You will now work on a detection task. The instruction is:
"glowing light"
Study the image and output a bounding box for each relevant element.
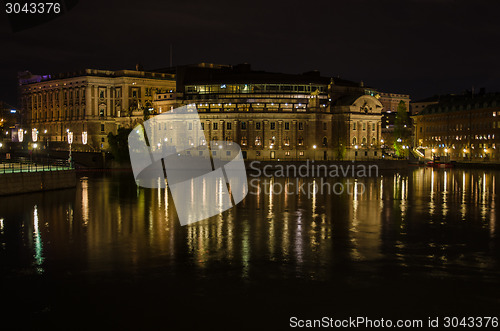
[355,145,358,149]
[18,129,24,142]
[67,131,73,144]
[32,128,38,142]
[313,145,317,149]
[33,143,38,149]
[82,131,88,145]
[444,148,448,153]
[431,148,436,153]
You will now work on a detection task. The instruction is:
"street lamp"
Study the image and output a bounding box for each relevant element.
[32,128,38,142]
[67,130,73,166]
[354,144,358,161]
[312,144,317,160]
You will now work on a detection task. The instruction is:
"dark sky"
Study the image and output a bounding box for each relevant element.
[1,0,500,106]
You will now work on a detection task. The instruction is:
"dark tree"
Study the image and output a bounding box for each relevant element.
[108,127,133,162]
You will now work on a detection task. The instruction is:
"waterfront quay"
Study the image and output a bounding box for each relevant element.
[0,159,76,195]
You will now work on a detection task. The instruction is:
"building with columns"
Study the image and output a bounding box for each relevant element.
[153,63,383,161]
[18,69,175,151]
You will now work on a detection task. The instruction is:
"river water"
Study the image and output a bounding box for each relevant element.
[1,167,499,329]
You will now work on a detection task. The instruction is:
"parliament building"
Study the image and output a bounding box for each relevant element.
[153,63,383,161]
[19,63,385,160]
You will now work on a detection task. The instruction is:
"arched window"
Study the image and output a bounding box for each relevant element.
[226,136,233,145]
[372,137,376,146]
[255,136,262,146]
[352,137,357,145]
[322,137,328,147]
[362,137,367,145]
[241,137,247,146]
[298,137,304,146]
[283,137,290,146]
[199,137,206,145]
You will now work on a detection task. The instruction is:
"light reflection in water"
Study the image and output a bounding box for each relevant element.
[0,168,497,282]
[81,177,89,226]
[33,205,44,274]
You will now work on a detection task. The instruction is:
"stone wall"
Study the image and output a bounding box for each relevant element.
[0,170,76,196]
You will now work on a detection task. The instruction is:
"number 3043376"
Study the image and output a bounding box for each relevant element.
[5,2,61,14]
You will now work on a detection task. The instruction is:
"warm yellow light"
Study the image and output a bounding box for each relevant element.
[431,148,436,153]
[33,143,38,149]
[444,148,448,153]
[463,149,467,153]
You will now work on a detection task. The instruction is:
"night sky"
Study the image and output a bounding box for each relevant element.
[1,0,500,106]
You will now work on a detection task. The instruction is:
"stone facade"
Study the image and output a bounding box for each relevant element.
[19,69,175,151]
[153,68,384,161]
[413,93,500,161]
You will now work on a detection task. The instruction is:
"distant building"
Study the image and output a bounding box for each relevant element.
[410,95,439,115]
[19,69,175,151]
[153,63,384,161]
[377,92,411,150]
[0,101,20,141]
[413,93,500,161]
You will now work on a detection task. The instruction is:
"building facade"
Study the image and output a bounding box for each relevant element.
[153,63,383,161]
[413,93,500,161]
[19,69,175,151]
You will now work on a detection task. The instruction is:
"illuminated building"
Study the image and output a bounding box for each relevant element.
[19,69,175,150]
[413,92,500,160]
[153,63,383,160]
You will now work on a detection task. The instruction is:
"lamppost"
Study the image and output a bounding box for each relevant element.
[67,130,73,167]
[312,144,317,160]
[82,131,88,146]
[32,143,38,163]
[354,144,358,161]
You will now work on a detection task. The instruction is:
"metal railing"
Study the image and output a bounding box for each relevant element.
[0,158,73,174]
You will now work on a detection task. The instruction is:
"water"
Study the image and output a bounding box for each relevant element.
[1,168,499,329]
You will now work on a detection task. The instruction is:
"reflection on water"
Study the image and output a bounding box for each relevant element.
[0,168,499,284]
